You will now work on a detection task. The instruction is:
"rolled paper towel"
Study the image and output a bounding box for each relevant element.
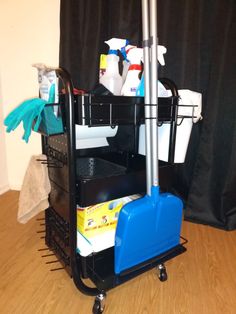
[75,125,118,149]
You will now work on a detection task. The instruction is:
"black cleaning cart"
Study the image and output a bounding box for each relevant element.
[37,67,189,313]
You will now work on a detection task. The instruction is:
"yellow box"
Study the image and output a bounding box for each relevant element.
[77,196,132,238]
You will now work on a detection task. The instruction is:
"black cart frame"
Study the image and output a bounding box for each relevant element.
[39,68,188,311]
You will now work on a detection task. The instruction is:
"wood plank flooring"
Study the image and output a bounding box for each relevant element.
[0,190,236,314]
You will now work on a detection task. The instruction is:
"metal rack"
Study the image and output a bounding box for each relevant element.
[38,67,189,313]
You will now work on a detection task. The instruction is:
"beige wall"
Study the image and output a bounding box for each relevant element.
[0,0,60,191]
[0,75,9,194]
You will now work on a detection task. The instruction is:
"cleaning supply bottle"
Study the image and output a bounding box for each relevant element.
[157,45,167,66]
[99,38,128,95]
[136,45,167,96]
[99,54,107,78]
[136,75,169,97]
[121,47,143,96]
[120,44,136,84]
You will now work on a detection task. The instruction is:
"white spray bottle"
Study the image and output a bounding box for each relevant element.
[99,38,128,95]
[120,45,136,84]
[157,45,167,67]
[136,45,168,97]
[121,47,143,96]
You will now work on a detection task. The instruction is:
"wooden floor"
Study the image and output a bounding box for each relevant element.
[1,190,236,314]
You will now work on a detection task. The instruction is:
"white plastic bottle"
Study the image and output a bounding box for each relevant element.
[120,45,136,84]
[136,45,168,96]
[121,47,143,96]
[99,38,128,95]
[100,53,122,95]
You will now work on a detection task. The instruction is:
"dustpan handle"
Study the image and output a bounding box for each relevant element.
[142,0,152,195]
[142,0,159,192]
[150,0,159,186]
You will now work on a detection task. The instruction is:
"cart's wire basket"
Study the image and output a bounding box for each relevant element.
[36,93,180,135]
[74,94,179,126]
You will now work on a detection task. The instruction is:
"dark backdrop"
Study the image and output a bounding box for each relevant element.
[59,0,236,230]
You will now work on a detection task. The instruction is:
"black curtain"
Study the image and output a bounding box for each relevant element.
[59,0,236,230]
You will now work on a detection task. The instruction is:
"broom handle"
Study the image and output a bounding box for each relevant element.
[142,0,152,195]
[150,0,159,187]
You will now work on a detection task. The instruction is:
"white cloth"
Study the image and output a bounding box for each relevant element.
[18,154,51,223]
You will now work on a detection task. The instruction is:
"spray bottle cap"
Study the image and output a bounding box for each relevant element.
[121,44,134,61]
[158,45,167,66]
[123,45,136,62]
[105,38,129,56]
[108,49,118,55]
[126,47,143,64]
[120,47,127,60]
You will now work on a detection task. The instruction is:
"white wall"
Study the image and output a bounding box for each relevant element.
[0,0,60,191]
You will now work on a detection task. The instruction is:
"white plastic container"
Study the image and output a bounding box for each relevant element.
[157,118,193,163]
[99,38,128,95]
[100,54,122,95]
[121,47,143,96]
[138,89,202,163]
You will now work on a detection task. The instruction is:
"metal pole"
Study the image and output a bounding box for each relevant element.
[149,0,159,186]
[142,0,152,195]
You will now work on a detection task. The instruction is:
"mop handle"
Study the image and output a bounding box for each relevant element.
[142,0,152,195]
[150,0,159,187]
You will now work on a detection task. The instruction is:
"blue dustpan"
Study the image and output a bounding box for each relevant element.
[115,186,183,274]
[115,0,183,274]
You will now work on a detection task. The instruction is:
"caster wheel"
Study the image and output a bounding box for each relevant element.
[158,264,168,282]
[92,292,106,314]
[93,300,103,314]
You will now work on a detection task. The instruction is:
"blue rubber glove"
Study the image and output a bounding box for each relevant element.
[4,99,36,132]
[4,83,56,142]
[4,98,47,142]
[21,98,47,142]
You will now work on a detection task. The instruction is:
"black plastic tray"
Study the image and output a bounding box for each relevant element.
[76,157,126,179]
[75,155,173,207]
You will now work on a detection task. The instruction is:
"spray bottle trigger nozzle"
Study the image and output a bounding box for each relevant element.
[108,49,118,55]
[121,47,128,60]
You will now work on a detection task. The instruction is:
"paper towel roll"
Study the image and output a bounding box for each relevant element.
[75,125,118,149]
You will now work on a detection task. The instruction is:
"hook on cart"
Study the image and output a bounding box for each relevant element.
[36,158,64,168]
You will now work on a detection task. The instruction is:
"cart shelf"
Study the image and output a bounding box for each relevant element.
[83,243,186,291]
[37,92,179,136]
[77,230,116,257]
[74,94,178,126]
